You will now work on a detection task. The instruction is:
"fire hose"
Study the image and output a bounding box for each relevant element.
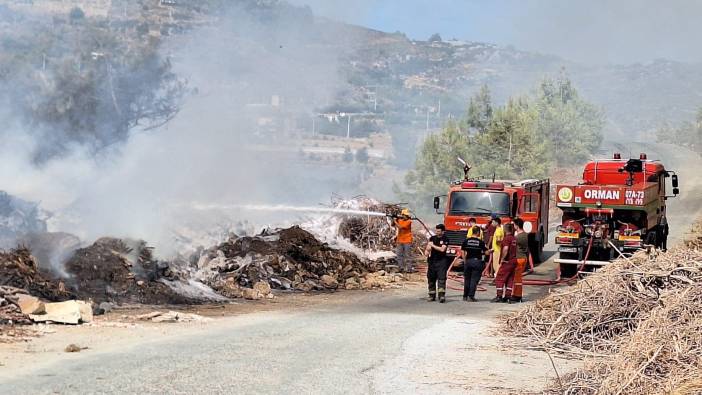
[521,233,595,286]
[402,213,596,289]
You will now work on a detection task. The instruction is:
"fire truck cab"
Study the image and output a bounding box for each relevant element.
[434,162,550,263]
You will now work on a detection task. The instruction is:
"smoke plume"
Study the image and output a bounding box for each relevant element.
[0,2,364,257]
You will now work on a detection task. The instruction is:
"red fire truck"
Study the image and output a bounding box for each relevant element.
[554,153,679,276]
[434,159,550,263]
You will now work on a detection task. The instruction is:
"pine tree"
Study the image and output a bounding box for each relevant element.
[465,85,493,134]
[401,76,604,215]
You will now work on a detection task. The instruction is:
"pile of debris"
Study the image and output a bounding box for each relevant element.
[194,226,401,298]
[507,243,702,393]
[63,238,205,305]
[0,247,71,302]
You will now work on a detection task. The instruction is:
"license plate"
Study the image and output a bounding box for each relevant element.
[559,247,578,253]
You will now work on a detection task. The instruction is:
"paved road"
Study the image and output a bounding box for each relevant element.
[2,282,562,395]
[9,143,696,395]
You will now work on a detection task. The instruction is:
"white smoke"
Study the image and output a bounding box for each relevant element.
[0,3,365,257]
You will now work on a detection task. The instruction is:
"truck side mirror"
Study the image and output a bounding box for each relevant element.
[433,196,440,210]
[672,174,679,188]
[673,187,680,195]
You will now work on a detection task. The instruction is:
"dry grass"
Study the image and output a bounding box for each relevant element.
[508,231,702,394]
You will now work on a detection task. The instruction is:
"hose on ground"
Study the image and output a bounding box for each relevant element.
[407,214,594,289]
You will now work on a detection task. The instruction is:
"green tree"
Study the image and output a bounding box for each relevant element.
[428,33,442,42]
[465,84,493,134]
[400,76,604,214]
[470,97,551,179]
[397,120,470,213]
[355,146,369,163]
[534,75,604,165]
[0,19,187,160]
[657,106,702,152]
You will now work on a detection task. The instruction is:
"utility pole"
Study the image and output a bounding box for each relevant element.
[312,116,316,137]
[426,108,430,133]
[438,100,441,120]
[346,114,351,139]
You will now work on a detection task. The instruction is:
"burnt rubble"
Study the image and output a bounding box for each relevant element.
[1,220,408,325]
[63,238,201,305]
[195,226,399,297]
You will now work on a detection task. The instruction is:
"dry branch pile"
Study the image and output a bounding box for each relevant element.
[508,244,702,394]
[335,196,401,251]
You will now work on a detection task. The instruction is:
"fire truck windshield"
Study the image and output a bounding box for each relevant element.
[448,191,510,216]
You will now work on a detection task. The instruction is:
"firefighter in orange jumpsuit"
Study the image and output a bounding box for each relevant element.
[394,209,414,273]
[492,223,517,303]
[511,218,529,303]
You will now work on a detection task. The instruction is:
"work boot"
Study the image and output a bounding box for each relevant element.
[438,292,446,303]
[462,296,468,302]
[427,294,436,302]
[490,296,503,303]
[469,297,478,302]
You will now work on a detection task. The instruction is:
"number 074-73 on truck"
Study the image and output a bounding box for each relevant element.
[554,152,679,277]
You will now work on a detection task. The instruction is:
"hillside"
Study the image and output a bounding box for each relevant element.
[3,0,701,148]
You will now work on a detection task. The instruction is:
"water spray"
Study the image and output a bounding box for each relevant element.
[189,203,391,218]
[187,202,434,234]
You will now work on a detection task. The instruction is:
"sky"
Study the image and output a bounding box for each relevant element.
[291,0,702,65]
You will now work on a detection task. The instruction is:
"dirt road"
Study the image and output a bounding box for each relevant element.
[0,282,575,395]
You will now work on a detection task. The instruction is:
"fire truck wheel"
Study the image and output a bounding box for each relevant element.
[559,263,578,279]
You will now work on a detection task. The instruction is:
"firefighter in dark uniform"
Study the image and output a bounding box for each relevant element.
[424,224,449,303]
[461,226,488,301]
